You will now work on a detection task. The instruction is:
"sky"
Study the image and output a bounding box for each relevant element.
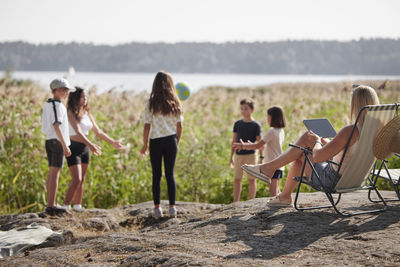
[1,0,399,44]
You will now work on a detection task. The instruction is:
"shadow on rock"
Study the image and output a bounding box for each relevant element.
[194,204,400,260]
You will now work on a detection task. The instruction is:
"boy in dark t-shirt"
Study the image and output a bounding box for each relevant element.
[230,99,263,202]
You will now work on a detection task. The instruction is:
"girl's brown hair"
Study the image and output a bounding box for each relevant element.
[67,86,86,121]
[149,71,182,116]
[268,106,286,128]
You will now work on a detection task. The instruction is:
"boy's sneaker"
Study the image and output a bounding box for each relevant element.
[169,207,177,217]
[153,208,163,219]
[45,206,68,216]
[73,204,85,211]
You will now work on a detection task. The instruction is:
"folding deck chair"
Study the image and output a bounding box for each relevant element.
[369,154,400,202]
[291,103,399,217]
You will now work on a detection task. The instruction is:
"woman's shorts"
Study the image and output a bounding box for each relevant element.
[296,162,341,192]
[66,140,90,167]
[272,170,283,180]
[45,139,64,168]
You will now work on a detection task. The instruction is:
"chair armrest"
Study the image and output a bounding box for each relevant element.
[327,160,339,166]
[289,144,312,154]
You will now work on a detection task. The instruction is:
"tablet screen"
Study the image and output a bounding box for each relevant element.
[303,119,337,138]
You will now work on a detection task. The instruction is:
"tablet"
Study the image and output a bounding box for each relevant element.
[303,118,337,138]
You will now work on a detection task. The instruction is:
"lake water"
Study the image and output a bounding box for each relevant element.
[5,71,400,93]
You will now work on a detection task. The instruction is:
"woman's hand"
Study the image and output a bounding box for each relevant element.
[229,157,234,168]
[140,144,148,156]
[89,143,102,156]
[306,130,320,146]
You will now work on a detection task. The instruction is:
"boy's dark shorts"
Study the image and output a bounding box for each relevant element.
[272,170,283,179]
[45,139,64,168]
[66,140,90,167]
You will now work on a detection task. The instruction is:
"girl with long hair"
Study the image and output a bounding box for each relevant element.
[140,71,183,218]
[63,87,124,210]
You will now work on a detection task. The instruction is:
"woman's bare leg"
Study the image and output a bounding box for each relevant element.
[277,156,314,203]
[259,131,318,177]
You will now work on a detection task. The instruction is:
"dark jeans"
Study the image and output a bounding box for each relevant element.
[149,134,177,205]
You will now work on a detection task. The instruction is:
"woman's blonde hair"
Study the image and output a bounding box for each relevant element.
[351,85,380,126]
[149,71,182,116]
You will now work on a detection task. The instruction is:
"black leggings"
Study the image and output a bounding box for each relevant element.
[149,134,177,205]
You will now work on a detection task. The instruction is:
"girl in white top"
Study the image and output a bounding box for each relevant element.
[63,87,125,211]
[140,71,183,218]
[233,106,286,197]
[242,85,380,207]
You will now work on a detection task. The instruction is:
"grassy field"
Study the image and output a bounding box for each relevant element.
[0,75,399,214]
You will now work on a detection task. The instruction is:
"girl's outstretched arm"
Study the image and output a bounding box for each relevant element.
[232,139,265,151]
[69,111,101,155]
[88,113,124,150]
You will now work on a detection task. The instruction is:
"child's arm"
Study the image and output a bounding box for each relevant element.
[232,139,265,151]
[53,123,71,157]
[176,121,182,145]
[88,113,124,150]
[140,123,151,156]
[230,132,237,168]
[68,112,101,155]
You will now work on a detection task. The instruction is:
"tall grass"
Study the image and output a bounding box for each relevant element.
[0,76,399,214]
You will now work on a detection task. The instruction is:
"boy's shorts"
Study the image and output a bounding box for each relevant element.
[234,153,256,180]
[45,139,64,168]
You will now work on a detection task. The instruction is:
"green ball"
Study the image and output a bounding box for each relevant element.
[175,82,191,101]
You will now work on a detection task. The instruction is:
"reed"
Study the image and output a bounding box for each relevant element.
[0,76,399,214]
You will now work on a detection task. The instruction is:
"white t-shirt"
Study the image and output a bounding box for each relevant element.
[42,99,70,146]
[140,101,183,139]
[69,113,93,136]
[262,127,285,171]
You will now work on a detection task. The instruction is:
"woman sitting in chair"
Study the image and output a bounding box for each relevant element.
[239,85,380,207]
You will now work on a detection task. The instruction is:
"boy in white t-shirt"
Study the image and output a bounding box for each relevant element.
[42,78,75,215]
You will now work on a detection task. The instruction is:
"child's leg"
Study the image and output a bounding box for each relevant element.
[233,155,243,202]
[150,139,163,208]
[269,170,283,197]
[269,179,280,197]
[247,154,257,199]
[163,136,178,207]
[64,164,82,205]
[47,166,61,207]
[73,163,89,205]
[248,178,256,199]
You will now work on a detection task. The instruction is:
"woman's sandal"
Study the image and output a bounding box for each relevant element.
[241,164,271,184]
[267,195,293,207]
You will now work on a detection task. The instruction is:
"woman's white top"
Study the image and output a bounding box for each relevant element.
[42,99,70,146]
[332,124,361,175]
[262,127,285,171]
[69,113,93,136]
[141,101,183,139]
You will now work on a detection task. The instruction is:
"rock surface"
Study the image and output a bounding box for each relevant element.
[0,191,399,266]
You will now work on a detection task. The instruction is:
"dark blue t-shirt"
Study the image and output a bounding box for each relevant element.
[233,119,262,155]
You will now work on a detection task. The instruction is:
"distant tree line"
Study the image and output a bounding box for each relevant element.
[0,39,399,74]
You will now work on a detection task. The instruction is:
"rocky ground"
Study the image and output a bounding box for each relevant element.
[0,191,400,267]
